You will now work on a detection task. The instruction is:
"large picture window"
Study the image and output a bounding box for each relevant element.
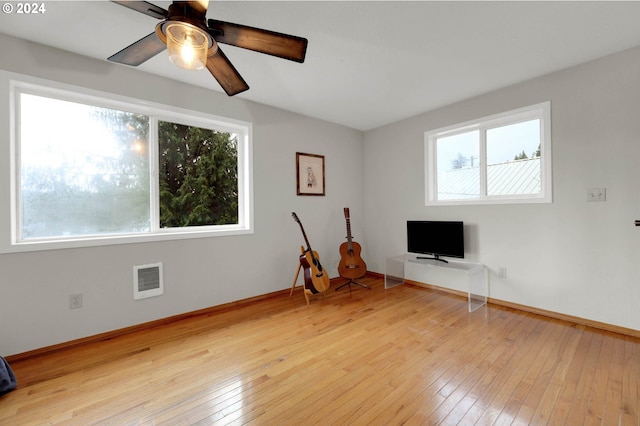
[9,79,252,252]
[425,102,551,205]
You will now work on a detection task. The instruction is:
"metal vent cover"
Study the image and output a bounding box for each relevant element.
[133,263,163,300]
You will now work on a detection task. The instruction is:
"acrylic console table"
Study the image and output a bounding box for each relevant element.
[385,254,488,312]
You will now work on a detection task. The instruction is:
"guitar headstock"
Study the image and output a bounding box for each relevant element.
[291,212,300,223]
[343,207,350,219]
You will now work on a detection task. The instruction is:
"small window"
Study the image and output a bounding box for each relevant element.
[425,102,551,205]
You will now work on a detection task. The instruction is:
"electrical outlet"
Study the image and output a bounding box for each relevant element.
[498,267,507,279]
[587,188,606,202]
[69,294,83,309]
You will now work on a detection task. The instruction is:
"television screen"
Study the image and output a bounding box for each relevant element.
[407,221,464,261]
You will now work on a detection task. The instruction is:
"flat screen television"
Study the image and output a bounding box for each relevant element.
[407,220,464,263]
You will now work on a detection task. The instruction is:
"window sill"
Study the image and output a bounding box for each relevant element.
[2,226,253,254]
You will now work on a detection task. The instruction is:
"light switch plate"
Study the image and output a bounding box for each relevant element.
[587,188,606,202]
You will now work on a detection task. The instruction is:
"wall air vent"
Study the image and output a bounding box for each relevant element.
[133,263,163,300]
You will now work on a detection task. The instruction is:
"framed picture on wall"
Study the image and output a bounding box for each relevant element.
[296,152,325,196]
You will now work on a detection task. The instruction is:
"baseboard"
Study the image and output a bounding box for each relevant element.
[402,277,640,339]
[487,297,640,338]
[6,276,345,363]
[8,273,637,362]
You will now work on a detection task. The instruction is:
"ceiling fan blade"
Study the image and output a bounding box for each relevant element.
[207,19,308,63]
[111,1,168,19]
[108,32,166,66]
[206,48,249,96]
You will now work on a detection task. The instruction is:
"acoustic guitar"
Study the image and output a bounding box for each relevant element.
[291,212,331,293]
[338,208,367,279]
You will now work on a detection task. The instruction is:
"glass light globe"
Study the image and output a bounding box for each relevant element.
[166,23,210,70]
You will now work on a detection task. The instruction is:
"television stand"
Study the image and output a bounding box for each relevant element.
[384,254,488,312]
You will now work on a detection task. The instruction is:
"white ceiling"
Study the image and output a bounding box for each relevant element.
[2,1,640,131]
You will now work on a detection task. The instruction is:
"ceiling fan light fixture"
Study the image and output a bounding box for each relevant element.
[110,0,308,96]
[166,22,211,70]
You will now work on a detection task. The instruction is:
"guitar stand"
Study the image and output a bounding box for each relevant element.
[290,261,321,305]
[335,278,370,291]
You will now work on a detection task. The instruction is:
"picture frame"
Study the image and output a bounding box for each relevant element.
[296,152,325,196]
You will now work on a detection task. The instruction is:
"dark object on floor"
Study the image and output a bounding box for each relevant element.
[0,356,17,395]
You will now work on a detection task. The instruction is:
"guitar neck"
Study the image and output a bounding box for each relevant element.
[296,219,323,271]
[344,208,354,251]
[292,212,315,254]
[298,223,313,253]
[345,218,354,249]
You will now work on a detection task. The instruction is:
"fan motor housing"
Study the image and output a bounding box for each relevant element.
[155,2,216,52]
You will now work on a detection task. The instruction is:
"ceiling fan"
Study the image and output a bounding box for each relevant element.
[108,0,308,96]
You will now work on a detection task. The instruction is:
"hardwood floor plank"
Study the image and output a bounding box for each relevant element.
[464,317,551,425]
[621,336,640,424]
[529,323,585,423]
[584,330,616,423]
[602,331,627,425]
[402,309,535,424]
[244,288,460,425]
[510,319,575,424]
[545,327,595,424]
[452,313,550,424]
[564,329,605,424]
[486,317,561,425]
[355,304,526,424]
[2,276,639,426]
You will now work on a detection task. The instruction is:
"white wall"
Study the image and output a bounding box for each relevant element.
[363,46,640,331]
[4,34,639,357]
[0,34,364,356]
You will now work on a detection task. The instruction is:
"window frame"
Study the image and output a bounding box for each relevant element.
[425,101,552,206]
[4,75,253,253]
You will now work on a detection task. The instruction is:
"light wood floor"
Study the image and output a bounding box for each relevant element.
[2,276,639,425]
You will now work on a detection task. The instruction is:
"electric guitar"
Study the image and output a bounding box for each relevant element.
[338,208,367,279]
[291,212,331,293]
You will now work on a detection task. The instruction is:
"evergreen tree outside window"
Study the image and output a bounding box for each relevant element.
[158,121,238,228]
